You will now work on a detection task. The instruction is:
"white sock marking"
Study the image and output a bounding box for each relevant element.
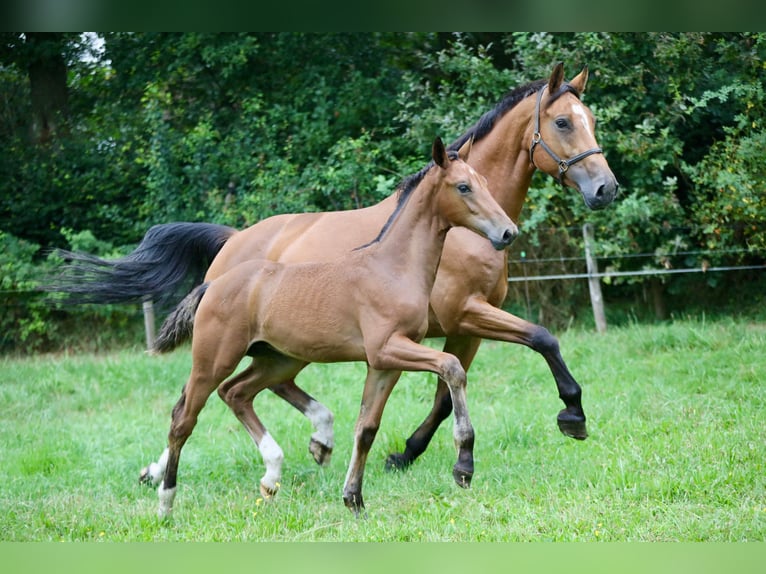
[258,433,284,494]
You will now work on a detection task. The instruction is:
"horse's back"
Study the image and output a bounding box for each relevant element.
[205,197,397,281]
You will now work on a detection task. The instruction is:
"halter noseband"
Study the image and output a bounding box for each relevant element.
[529,83,603,185]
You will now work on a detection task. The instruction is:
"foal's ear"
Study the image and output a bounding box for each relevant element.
[432,136,449,168]
[548,61,565,93]
[569,65,589,94]
[457,135,474,162]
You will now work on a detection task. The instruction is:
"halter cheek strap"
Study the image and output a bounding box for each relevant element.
[529,84,603,185]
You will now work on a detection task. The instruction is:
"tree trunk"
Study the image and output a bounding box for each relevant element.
[25,32,69,143]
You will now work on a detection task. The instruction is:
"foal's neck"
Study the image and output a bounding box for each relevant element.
[367,171,449,285]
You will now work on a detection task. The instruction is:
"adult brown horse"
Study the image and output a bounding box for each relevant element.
[141,137,517,516]
[48,63,618,472]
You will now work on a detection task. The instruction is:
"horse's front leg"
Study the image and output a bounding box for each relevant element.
[343,368,401,516]
[456,297,587,439]
[268,380,335,466]
[386,334,481,471]
[370,334,474,489]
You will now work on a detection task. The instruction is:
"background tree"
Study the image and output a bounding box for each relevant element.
[1,32,764,352]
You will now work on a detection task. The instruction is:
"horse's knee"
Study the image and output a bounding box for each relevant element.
[529,325,560,355]
[441,354,466,388]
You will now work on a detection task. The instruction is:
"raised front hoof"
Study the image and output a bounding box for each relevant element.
[342,493,365,517]
[557,410,588,440]
[384,452,412,472]
[309,438,333,466]
[452,465,473,489]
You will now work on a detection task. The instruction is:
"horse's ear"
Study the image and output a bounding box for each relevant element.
[548,61,565,93]
[569,65,589,94]
[432,136,448,168]
[457,136,473,162]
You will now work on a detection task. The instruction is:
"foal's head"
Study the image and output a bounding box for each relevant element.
[431,136,518,250]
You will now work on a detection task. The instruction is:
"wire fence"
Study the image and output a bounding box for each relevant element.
[506,224,766,332]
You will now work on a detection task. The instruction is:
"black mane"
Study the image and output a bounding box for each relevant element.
[355,150,460,250]
[448,79,580,152]
[357,77,581,250]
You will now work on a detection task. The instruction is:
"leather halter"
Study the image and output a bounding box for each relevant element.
[529,84,603,185]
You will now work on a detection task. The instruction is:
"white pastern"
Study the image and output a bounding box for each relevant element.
[146,448,169,486]
[305,401,335,448]
[258,433,284,494]
[157,484,176,518]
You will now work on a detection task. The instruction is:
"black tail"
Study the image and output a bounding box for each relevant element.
[42,222,236,309]
[152,283,209,353]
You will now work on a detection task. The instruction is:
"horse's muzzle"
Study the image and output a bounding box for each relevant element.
[491,226,519,250]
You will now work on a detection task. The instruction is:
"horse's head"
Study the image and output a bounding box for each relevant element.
[530,62,619,210]
[432,136,518,250]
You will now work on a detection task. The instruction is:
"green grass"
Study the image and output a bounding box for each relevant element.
[1,316,764,541]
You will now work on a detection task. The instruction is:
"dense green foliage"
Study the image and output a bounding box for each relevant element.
[1,318,764,540]
[1,33,765,351]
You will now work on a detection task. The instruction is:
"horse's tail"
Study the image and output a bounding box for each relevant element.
[151,282,209,354]
[42,222,236,309]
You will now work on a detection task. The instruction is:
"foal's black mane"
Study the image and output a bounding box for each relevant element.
[357,78,581,250]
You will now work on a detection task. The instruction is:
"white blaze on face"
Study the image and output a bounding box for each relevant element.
[571,103,594,138]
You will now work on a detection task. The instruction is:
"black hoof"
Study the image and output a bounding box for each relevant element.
[309,438,333,466]
[343,494,365,517]
[452,465,473,488]
[384,452,411,472]
[557,410,588,440]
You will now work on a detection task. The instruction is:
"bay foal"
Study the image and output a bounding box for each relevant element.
[141,137,517,516]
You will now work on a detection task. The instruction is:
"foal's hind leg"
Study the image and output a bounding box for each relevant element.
[269,380,335,466]
[218,354,308,499]
[150,370,224,518]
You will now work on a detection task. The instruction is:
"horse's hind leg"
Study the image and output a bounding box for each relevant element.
[269,380,335,466]
[218,353,308,499]
[142,333,247,517]
[148,370,222,518]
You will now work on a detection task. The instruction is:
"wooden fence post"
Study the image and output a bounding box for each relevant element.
[583,223,607,333]
[142,296,156,350]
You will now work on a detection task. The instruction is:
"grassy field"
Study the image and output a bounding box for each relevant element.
[1,316,764,541]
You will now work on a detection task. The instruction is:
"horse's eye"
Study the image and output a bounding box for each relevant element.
[457,184,471,194]
[555,117,570,130]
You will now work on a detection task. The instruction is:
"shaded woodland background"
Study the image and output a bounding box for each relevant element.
[1,32,765,352]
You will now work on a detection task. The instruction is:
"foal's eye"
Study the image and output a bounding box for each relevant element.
[457,184,471,194]
[555,117,570,130]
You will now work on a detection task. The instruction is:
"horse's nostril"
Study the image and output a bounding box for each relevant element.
[503,228,517,244]
[595,184,605,198]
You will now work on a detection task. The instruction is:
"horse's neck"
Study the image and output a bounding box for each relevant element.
[470,98,536,222]
[369,176,448,285]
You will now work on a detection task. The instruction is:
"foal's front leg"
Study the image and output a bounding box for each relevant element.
[370,334,475,489]
[342,367,401,515]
